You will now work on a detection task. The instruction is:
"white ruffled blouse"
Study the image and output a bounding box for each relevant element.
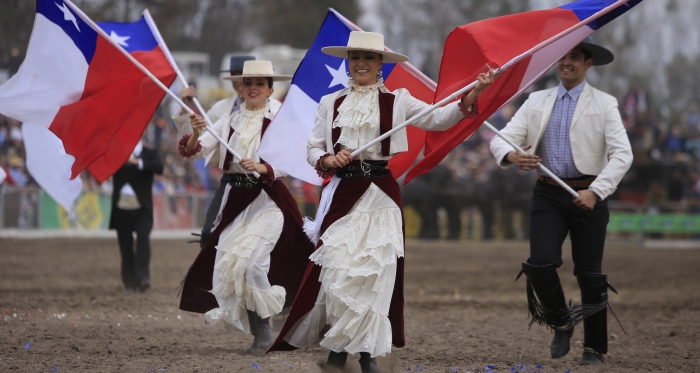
[333,80,384,158]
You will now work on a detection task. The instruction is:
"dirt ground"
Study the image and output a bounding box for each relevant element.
[1,238,699,373]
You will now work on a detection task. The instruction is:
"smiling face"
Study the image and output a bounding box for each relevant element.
[348,51,383,86]
[242,77,273,110]
[557,47,593,90]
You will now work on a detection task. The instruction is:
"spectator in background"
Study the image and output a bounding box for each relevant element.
[665,126,685,156]
[109,136,163,293]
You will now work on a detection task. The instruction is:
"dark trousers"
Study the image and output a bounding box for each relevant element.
[200,175,229,247]
[114,208,153,288]
[529,180,609,275]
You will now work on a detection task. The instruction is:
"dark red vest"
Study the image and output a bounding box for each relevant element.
[331,91,395,156]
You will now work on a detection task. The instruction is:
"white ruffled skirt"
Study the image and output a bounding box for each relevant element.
[204,190,286,333]
[286,183,404,357]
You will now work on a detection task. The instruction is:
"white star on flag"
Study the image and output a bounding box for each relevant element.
[325,60,349,89]
[55,2,80,31]
[109,31,130,47]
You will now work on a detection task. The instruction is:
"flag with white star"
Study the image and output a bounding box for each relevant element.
[0,0,176,212]
[258,9,437,185]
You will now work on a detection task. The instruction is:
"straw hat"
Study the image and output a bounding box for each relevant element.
[223,60,291,81]
[576,37,614,66]
[322,31,408,63]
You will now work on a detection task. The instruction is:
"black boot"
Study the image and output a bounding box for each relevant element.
[326,351,348,368]
[359,352,380,373]
[580,348,605,365]
[576,273,610,361]
[517,262,573,358]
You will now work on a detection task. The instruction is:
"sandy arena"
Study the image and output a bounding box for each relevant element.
[1,238,699,372]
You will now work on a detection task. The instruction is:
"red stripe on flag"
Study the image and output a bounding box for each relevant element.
[383,64,431,178]
[87,47,176,182]
[405,55,532,184]
[49,37,174,181]
[434,8,579,102]
[404,8,582,183]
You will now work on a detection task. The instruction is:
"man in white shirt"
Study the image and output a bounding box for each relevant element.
[490,38,632,366]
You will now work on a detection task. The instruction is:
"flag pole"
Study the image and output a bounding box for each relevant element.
[350,79,479,158]
[141,10,259,177]
[63,0,258,177]
[482,121,579,198]
[350,0,630,159]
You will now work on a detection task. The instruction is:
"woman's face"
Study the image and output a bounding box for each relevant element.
[348,51,383,86]
[242,77,273,110]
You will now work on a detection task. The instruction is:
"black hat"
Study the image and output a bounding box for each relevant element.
[220,56,255,73]
[576,37,614,66]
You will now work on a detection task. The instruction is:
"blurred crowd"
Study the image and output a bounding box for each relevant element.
[3,82,700,233]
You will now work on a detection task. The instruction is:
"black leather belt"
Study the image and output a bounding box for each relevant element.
[336,161,389,179]
[222,173,264,188]
[538,175,596,188]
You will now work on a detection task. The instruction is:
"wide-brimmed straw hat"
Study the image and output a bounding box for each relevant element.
[223,60,292,81]
[576,37,614,66]
[322,31,408,63]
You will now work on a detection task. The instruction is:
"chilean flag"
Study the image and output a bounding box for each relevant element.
[404,0,643,183]
[0,0,176,212]
[258,9,435,186]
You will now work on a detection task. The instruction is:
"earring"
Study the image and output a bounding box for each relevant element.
[266,97,270,103]
[346,71,352,78]
[377,70,383,78]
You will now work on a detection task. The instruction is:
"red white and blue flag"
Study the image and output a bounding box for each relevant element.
[258,9,435,185]
[0,0,176,211]
[404,0,643,183]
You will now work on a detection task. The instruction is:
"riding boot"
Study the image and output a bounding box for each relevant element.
[517,262,573,358]
[577,273,609,361]
[359,352,380,373]
[326,350,348,368]
[254,316,274,351]
[245,310,259,354]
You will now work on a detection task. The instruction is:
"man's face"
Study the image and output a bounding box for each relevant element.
[230,70,244,95]
[557,48,592,88]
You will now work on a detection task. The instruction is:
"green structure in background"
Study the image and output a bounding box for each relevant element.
[608,213,700,234]
[40,191,112,229]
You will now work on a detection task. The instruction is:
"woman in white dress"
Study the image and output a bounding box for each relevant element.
[269,32,496,372]
[177,60,314,354]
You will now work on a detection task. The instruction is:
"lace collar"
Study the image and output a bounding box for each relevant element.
[349,78,384,93]
[238,103,268,119]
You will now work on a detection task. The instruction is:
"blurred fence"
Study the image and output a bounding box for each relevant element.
[0,186,212,231]
[1,186,699,240]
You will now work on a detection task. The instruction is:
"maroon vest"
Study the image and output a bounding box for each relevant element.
[222,117,272,170]
[331,91,395,156]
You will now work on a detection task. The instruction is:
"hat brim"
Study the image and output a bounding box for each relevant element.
[223,74,292,82]
[576,42,614,66]
[321,46,409,63]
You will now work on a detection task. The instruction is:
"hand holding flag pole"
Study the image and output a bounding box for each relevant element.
[481,121,579,198]
[63,0,258,178]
